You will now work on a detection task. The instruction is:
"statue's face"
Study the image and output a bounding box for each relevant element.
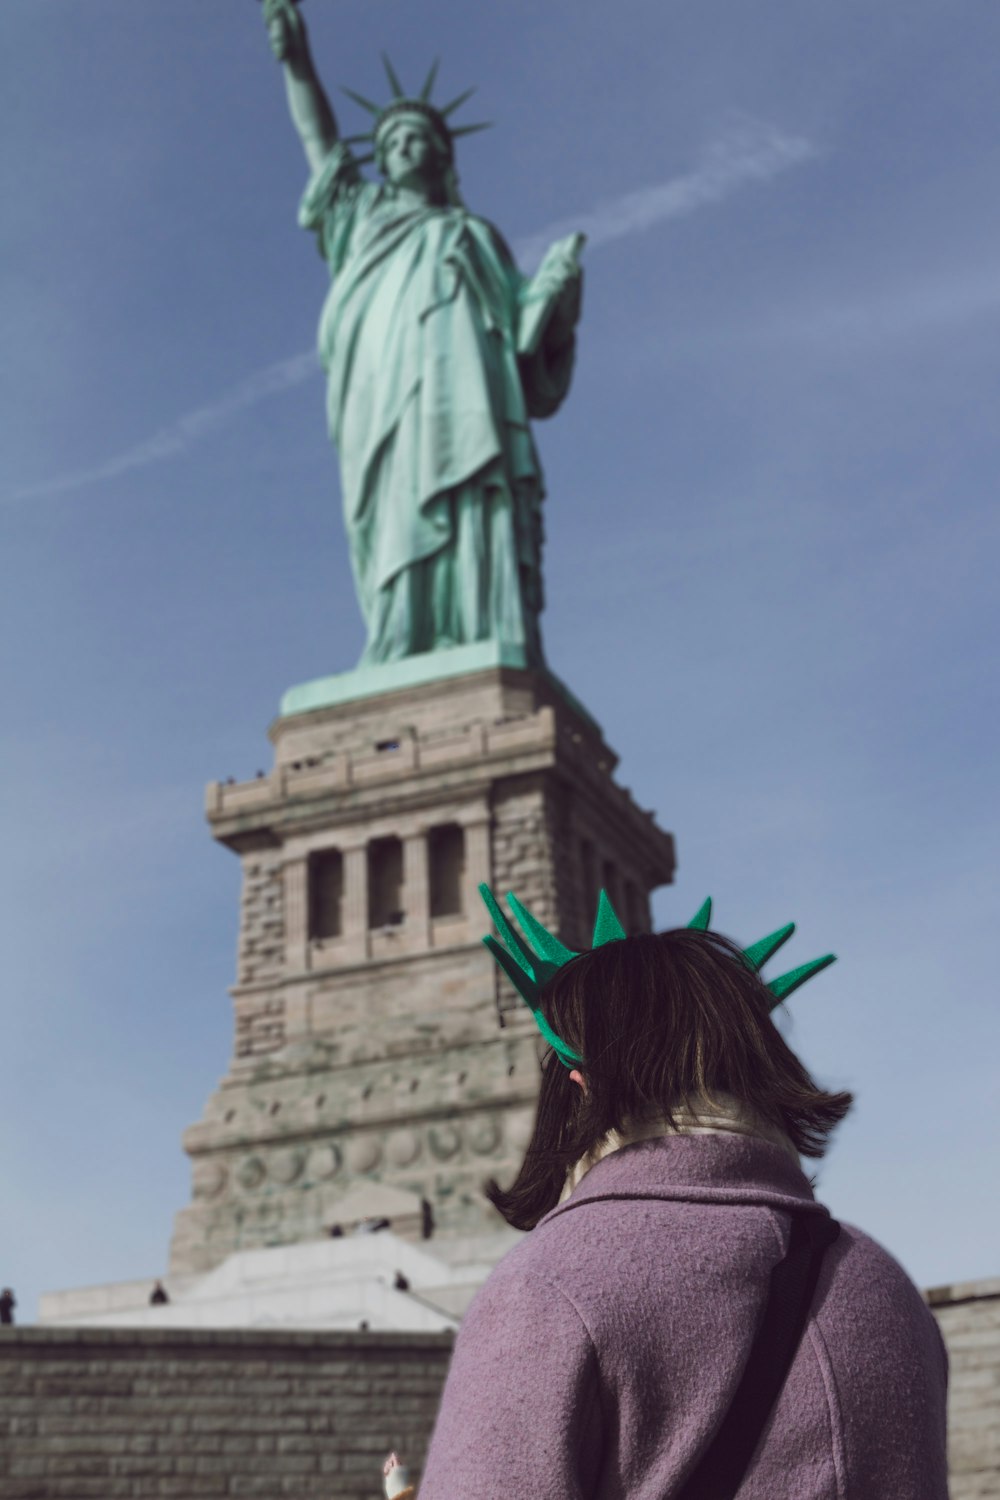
[382,117,443,192]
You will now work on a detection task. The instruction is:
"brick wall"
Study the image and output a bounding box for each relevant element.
[4,1289,997,1497]
[0,1327,452,1500]
[238,853,285,987]
[928,1278,1000,1500]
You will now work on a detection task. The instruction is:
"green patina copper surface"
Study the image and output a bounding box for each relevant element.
[278,641,600,731]
[261,1,585,671]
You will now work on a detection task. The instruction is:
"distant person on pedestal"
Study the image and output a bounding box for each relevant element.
[0,1288,15,1325]
[355,1216,391,1235]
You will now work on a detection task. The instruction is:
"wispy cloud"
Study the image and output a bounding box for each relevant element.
[514,115,818,267]
[9,118,816,505]
[7,351,319,504]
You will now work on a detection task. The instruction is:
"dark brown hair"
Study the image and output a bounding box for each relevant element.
[485,927,853,1231]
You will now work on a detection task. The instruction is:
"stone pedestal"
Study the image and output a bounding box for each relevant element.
[170,659,675,1277]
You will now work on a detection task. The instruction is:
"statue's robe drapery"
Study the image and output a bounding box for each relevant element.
[300,145,575,665]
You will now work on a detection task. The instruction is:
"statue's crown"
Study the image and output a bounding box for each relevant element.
[479,886,836,1068]
[340,56,491,168]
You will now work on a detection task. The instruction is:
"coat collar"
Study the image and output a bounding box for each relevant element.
[538,1132,829,1231]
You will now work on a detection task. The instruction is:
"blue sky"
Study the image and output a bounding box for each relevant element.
[3,0,998,1320]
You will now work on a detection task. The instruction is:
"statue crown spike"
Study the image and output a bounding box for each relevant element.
[339,61,492,167]
[479,887,836,1066]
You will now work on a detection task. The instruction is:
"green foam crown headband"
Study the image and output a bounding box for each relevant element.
[479,885,836,1068]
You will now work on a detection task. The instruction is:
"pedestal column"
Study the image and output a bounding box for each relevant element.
[283,856,309,972]
[403,831,431,948]
[463,814,492,921]
[343,843,369,962]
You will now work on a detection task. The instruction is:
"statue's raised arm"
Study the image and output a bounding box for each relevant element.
[262,0,338,173]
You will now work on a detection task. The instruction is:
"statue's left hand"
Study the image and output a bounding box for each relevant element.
[546,263,583,347]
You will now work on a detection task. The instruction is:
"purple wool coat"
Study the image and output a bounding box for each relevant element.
[418,1135,949,1499]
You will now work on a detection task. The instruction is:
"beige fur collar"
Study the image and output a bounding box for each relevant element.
[560,1093,799,1204]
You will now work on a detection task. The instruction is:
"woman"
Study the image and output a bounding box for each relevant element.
[386,891,949,1499]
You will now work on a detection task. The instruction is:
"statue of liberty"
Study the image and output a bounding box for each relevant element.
[261,0,584,668]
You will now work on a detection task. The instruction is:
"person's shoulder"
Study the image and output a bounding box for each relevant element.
[826,1221,940,1332]
[442,1232,597,1367]
[834,1222,922,1286]
[463,1195,645,1316]
[816,1222,950,1413]
[470,1226,550,1294]
[458,1225,580,1328]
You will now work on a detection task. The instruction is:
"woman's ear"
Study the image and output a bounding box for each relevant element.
[569,1069,587,1095]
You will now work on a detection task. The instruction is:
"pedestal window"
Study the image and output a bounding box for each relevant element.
[368,836,404,928]
[428,823,466,918]
[309,849,344,939]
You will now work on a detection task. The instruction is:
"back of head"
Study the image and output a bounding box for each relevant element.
[486,928,852,1230]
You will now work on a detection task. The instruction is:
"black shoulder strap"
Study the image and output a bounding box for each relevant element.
[676,1210,841,1500]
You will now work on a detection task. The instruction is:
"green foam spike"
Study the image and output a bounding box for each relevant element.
[381,53,405,98]
[480,883,579,1066]
[419,58,440,101]
[768,953,837,1007]
[440,86,477,118]
[592,889,627,946]
[742,922,796,973]
[688,897,713,931]
[533,1010,582,1065]
[483,934,540,1008]
[477,879,509,937]
[340,86,381,116]
[479,886,542,982]
[506,892,578,967]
